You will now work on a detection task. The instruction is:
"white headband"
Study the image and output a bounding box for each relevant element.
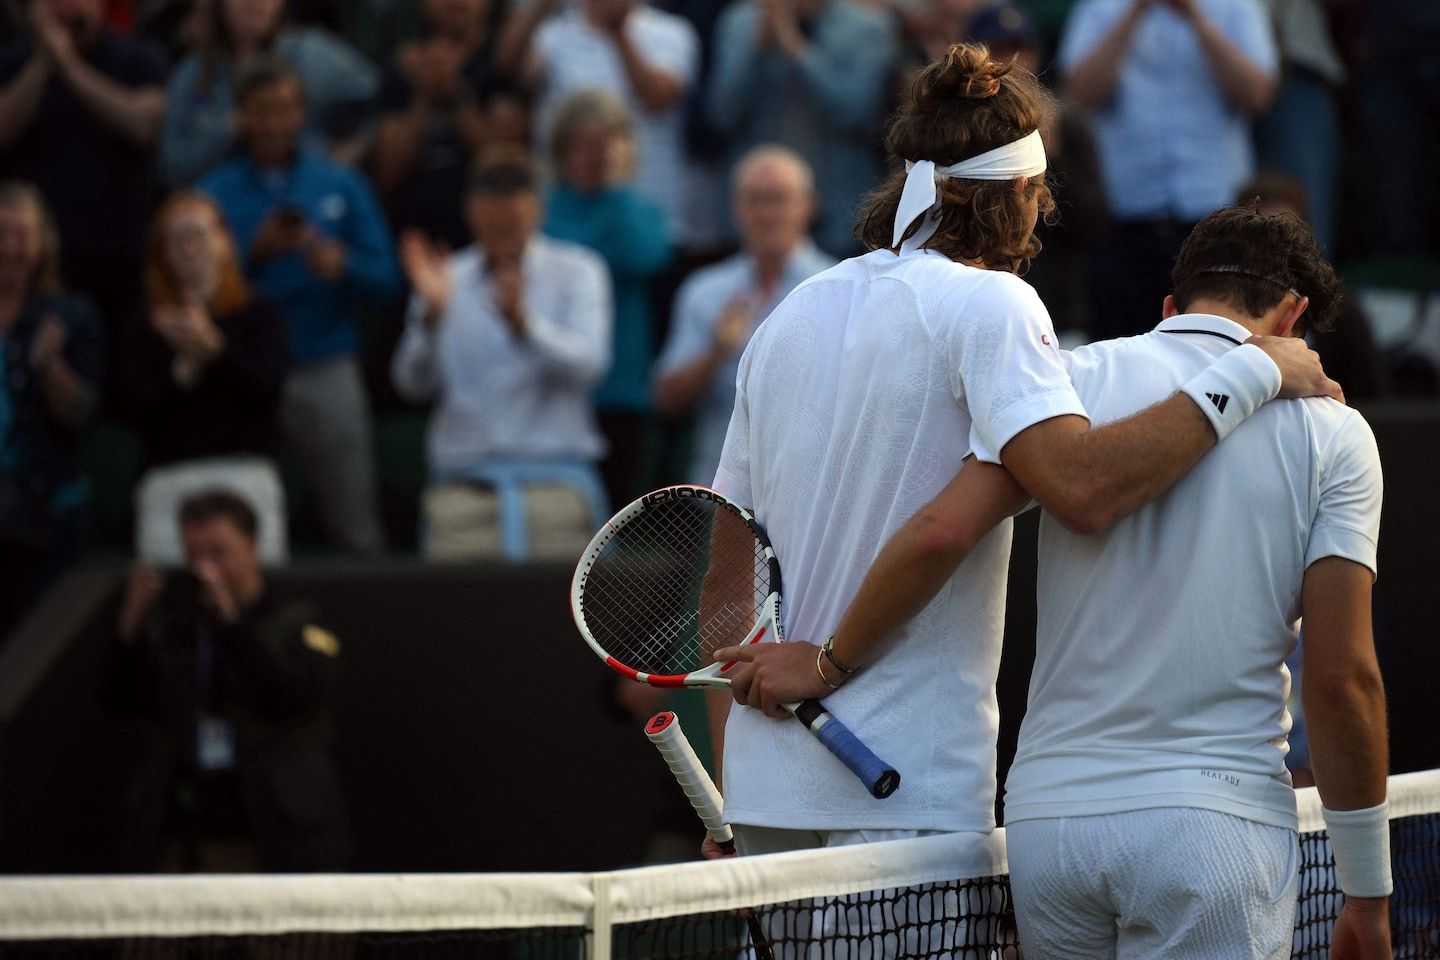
[892,129,1048,248]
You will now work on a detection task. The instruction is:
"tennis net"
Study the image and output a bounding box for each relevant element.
[1,770,1435,959]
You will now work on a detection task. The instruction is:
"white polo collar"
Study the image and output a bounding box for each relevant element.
[1154,313,1253,347]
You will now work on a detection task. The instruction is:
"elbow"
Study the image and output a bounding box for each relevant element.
[1045,483,1119,536]
[1306,664,1387,715]
[910,510,984,563]
[1246,78,1278,116]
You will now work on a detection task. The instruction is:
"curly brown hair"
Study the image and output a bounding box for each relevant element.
[1171,203,1342,334]
[856,43,1056,274]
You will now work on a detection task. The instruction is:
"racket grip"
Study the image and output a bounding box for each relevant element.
[644,712,733,845]
[791,700,901,799]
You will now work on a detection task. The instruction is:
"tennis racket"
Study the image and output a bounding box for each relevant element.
[644,711,773,960]
[572,484,900,799]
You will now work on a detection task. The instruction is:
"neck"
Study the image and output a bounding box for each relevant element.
[1179,298,1273,338]
[751,248,792,291]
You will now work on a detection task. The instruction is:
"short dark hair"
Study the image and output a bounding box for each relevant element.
[1171,203,1342,334]
[467,146,540,197]
[179,490,259,541]
[235,55,306,106]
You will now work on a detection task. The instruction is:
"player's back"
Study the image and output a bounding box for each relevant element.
[712,247,1072,831]
[1004,315,1382,831]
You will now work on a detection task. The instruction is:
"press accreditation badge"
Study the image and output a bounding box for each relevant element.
[197,715,237,771]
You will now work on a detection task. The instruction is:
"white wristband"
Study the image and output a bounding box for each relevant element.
[1179,343,1281,442]
[1322,801,1393,898]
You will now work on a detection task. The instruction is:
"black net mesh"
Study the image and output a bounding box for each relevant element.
[1293,810,1440,959]
[2,797,1436,960]
[613,877,1020,960]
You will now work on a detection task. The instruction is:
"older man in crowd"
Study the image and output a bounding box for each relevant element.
[654,145,832,486]
[392,151,612,562]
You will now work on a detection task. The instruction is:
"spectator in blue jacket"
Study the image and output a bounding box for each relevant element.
[202,58,399,554]
[544,89,671,509]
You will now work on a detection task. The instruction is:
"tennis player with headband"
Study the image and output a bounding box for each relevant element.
[704,42,1339,872]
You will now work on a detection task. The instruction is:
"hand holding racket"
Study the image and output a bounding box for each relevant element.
[572,485,900,799]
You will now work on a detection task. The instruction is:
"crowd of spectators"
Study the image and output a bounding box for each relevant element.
[0,0,1435,637]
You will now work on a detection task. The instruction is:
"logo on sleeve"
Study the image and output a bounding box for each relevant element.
[1041,334,1052,347]
[1205,392,1230,414]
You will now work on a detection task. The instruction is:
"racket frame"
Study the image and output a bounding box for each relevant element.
[573,485,900,800]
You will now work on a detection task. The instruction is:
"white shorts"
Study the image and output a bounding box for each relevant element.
[733,826,1009,959]
[1007,808,1299,960]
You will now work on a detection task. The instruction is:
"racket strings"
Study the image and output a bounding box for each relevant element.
[581,500,768,675]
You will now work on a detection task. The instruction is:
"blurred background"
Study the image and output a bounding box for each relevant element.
[0,0,1436,875]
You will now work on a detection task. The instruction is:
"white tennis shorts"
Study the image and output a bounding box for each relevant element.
[1007,807,1298,960]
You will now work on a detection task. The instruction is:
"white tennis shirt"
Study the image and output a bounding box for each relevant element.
[1004,313,1383,831]
[713,248,1086,832]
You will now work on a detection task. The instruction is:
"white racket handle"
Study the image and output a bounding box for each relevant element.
[645,712,733,846]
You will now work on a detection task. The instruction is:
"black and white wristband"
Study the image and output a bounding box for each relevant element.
[1179,343,1281,443]
[1322,801,1393,898]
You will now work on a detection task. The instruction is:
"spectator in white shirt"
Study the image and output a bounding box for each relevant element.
[391,150,613,562]
[497,0,699,245]
[654,145,833,485]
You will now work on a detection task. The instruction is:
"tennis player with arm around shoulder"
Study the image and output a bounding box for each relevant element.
[701,43,1339,865]
[727,205,1391,958]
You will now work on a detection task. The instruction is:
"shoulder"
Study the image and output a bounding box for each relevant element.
[537,236,607,275]
[198,157,249,193]
[1301,397,1380,457]
[829,0,895,31]
[634,6,698,39]
[716,1,761,34]
[679,256,746,304]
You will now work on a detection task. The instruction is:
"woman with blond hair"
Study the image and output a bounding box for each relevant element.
[544,89,671,509]
[117,191,289,565]
[0,181,101,644]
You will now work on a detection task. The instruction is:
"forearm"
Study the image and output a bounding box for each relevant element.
[1063,6,1145,109]
[1301,558,1388,811]
[57,56,164,146]
[613,30,683,114]
[828,460,1026,670]
[0,56,50,150]
[494,4,549,82]
[391,324,441,400]
[38,359,97,430]
[1009,395,1213,534]
[1191,13,1276,115]
[371,106,428,195]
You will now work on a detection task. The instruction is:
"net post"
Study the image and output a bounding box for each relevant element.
[589,871,613,960]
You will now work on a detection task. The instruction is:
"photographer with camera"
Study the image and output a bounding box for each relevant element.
[105,490,350,872]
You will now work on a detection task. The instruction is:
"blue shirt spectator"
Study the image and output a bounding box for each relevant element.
[706,0,897,258]
[1059,0,1278,223]
[200,58,395,554]
[201,145,399,365]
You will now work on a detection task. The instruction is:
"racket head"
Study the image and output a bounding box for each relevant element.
[571,485,782,687]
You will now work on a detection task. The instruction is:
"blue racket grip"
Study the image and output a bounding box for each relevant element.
[791,699,901,799]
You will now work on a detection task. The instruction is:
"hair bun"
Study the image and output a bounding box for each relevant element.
[916,43,1011,107]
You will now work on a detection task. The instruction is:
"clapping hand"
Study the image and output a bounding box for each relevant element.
[28,313,67,373]
[151,298,223,365]
[489,256,527,337]
[399,230,454,326]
